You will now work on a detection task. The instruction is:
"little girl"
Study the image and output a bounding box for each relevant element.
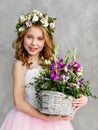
[0,10,88,130]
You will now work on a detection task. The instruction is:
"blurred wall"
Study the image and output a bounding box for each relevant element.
[0,0,98,129]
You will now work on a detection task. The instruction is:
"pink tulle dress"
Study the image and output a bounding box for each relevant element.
[0,66,74,130]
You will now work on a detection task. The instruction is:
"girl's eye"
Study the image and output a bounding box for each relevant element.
[38,37,44,41]
[26,35,32,38]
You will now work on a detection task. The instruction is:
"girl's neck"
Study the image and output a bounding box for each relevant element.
[29,56,39,61]
[28,57,41,69]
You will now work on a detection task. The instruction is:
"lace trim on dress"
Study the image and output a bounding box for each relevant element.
[24,66,42,108]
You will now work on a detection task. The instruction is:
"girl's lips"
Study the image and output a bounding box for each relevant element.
[29,47,38,52]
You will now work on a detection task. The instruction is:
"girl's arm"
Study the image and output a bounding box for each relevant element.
[13,61,48,120]
[72,95,88,110]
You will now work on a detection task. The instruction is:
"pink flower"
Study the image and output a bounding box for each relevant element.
[25,21,32,27]
[50,22,55,29]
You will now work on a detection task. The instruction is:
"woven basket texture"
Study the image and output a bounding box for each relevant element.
[38,90,75,116]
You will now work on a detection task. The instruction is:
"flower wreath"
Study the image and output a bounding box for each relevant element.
[16,10,56,36]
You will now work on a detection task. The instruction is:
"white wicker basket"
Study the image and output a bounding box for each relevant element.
[38,90,75,116]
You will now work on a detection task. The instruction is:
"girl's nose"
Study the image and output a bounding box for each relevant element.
[31,39,36,45]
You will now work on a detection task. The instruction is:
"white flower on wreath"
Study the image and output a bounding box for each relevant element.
[45,15,48,20]
[32,15,39,22]
[33,10,40,15]
[43,22,48,27]
[39,12,43,18]
[18,27,25,32]
[40,17,48,27]
[27,14,32,20]
[19,14,26,22]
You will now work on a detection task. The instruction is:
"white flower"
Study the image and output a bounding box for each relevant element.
[79,67,83,71]
[62,75,66,79]
[33,10,40,15]
[19,15,26,22]
[64,66,68,72]
[45,60,51,65]
[66,76,70,80]
[63,76,66,83]
[62,75,69,83]
[45,15,48,20]
[40,17,48,24]
[40,17,48,27]
[39,12,43,18]
[43,22,48,27]
[77,72,83,77]
[18,27,25,32]
[32,15,39,22]
[77,67,83,76]
[27,14,32,20]
[69,83,80,89]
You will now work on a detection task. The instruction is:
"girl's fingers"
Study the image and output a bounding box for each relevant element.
[74,106,81,110]
[72,95,88,108]
[48,115,62,121]
[62,114,74,120]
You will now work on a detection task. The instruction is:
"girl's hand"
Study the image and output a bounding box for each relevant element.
[45,114,74,121]
[47,115,62,121]
[61,114,75,121]
[72,95,88,110]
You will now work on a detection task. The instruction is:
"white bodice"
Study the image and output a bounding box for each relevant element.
[24,66,42,109]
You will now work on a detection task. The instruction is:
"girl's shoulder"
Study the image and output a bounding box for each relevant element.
[13,60,27,74]
[13,60,26,74]
[13,60,23,68]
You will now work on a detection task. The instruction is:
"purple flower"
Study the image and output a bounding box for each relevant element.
[67,61,81,73]
[78,78,84,82]
[57,57,63,63]
[73,61,81,73]
[49,59,55,69]
[41,76,45,81]
[67,62,72,70]
[50,71,61,81]
[57,62,65,68]
[57,57,65,67]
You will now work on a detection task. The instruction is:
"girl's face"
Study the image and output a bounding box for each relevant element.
[23,26,45,60]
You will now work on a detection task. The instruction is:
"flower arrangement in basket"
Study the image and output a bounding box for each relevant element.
[34,48,96,116]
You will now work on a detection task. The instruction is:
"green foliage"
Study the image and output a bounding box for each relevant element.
[34,48,97,99]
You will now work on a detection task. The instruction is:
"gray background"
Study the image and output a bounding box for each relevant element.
[0,0,98,129]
